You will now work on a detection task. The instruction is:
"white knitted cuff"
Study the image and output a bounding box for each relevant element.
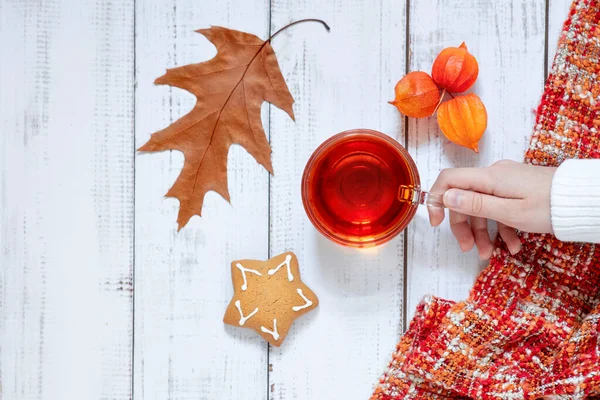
[551,159,600,244]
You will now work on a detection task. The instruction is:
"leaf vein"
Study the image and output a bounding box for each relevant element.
[176,64,248,80]
[260,48,284,102]
[185,40,271,212]
[242,79,259,147]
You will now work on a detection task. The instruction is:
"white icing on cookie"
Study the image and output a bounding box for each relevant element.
[260,319,280,340]
[267,254,293,282]
[292,288,313,312]
[235,263,262,291]
[234,300,258,326]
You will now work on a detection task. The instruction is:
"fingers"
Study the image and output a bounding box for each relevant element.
[449,217,517,257]
[428,205,445,227]
[498,223,521,255]
[449,211,474,252]
[471,217,493,259]
[443,189,520,227]
[427,167,495,227]
[448,213,492,258]
[447,212,493,258]
[430,167,496,197]
[427,163,527,255]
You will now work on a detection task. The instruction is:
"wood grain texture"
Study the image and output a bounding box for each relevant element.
[406,0,547,320]
[268,1,406,399]
[0,0,134,398]
[134,1,270,399]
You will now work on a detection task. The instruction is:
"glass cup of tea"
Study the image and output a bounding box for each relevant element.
[301,129,444,248]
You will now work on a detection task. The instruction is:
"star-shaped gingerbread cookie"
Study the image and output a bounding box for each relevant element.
[223,251,318,347]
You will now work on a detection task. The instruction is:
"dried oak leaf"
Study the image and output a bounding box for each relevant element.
[139,26,294,230]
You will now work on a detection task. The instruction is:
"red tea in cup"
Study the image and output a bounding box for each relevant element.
[301,129,441,247]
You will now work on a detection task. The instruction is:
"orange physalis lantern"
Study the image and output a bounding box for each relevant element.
[389,71,441,118]
[436,93,487,153]
[432,42,479,93]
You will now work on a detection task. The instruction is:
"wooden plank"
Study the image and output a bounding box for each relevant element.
[548,0,573,71]
[406,0,547,319]
[133,1,270,399]
[268,1,407,398]
[0,0,134,399]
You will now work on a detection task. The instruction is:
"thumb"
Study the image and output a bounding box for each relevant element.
[443,188,517,225]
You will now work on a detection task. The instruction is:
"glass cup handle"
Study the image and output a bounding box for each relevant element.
[397,185,445,208]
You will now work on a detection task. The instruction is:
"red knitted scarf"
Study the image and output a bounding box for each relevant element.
[371,1,600,399]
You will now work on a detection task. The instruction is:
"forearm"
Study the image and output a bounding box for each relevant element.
[551,159,600,243]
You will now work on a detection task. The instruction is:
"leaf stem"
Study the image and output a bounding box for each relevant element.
[268,19,331,42]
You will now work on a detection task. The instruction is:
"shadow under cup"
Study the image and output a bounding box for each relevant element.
[301,129,421,248]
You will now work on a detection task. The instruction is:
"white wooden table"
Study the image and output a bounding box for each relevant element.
[0,0,573,398]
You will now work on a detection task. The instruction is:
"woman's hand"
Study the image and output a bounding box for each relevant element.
[428,160,557,259]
